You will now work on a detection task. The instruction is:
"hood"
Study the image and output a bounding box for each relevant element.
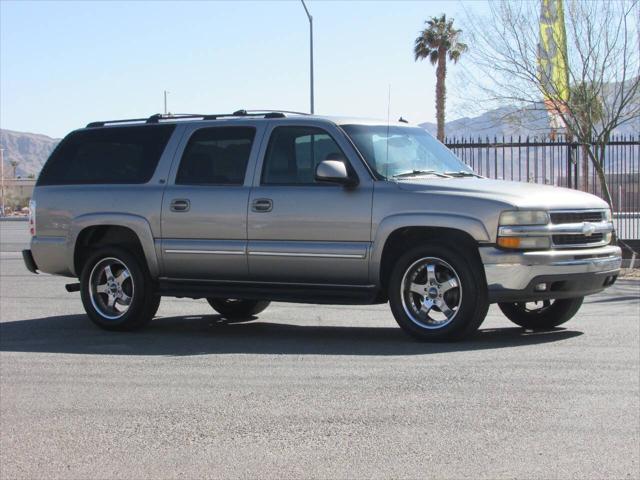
[395,177,609,210]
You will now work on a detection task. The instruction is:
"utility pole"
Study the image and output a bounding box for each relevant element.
[0,146,5,217]
[300,1,314,114]
[164,90,169,115]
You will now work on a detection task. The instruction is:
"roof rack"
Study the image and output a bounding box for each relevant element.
[86,109,310,128]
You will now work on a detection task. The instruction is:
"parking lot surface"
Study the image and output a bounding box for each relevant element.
[1,222,639,479]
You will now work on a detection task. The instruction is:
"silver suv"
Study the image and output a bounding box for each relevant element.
[22,110,622,341]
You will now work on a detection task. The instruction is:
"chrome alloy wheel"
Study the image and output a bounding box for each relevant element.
[89,257,134,320]
[400,257,462,329]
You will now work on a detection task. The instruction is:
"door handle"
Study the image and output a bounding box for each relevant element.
[170,199,190,212]
[251,198,273,212]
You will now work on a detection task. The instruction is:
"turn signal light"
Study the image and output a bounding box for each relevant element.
[497,237,521,248]
[28,199,36,237]
[497,236,551,250]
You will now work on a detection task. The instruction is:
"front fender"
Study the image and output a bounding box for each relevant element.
[67,213,160,277]
[369,213,491,285]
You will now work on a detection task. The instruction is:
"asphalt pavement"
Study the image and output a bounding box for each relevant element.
[1,222,639,479]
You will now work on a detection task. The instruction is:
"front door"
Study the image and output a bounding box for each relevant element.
[247,123,373,285]
[160,124,263,280]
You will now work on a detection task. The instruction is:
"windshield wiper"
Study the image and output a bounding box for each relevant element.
[444,170,482,178]
[392,169,451,178]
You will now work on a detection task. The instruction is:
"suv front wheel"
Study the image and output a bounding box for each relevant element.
[388,244,489,341]
[80,247,160,331]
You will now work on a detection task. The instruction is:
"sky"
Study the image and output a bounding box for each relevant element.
[0,0,489,139]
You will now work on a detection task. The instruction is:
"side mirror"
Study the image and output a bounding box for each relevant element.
[315,160,357,186]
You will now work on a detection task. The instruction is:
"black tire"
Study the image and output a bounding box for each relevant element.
[206,298,270,319]
[498,297,583,330]
[388,243,489,341]
[80,246,160,331]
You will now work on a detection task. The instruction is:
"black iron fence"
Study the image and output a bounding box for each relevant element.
[445,135,639,241]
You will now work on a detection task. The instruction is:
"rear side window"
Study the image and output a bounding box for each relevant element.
[37,125,175,186]
[262,126,346,185]
[175,127,255,185]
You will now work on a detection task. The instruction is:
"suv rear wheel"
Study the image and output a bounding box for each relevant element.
[388,244,489,341]
[80,246,160,331]
[207,298,270,320]
[498,297,583,330]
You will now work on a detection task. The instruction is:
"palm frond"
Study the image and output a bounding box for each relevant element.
[414,14,467,66]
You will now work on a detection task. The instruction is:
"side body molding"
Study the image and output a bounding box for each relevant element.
[369,213,491,284]
[67,213,160,277]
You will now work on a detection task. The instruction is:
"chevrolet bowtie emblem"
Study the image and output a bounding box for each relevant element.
[582,222,597,236]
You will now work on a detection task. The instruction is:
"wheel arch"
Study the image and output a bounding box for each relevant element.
[68,213,159,278]
[371,214,490,294]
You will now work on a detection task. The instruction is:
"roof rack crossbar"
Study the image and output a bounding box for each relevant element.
[145,113,217,124]
[244,109,311,116]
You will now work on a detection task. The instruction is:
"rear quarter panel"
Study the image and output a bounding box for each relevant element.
[30,124,185,276]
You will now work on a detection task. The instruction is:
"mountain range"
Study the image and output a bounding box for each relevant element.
[0,129,60,178]
[419,105,639,140]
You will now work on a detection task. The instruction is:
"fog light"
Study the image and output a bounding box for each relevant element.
[534,283,548,292]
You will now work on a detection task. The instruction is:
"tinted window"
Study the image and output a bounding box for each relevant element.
[176,127,255,185]
[262,126,345,185]
[37,125,175,186]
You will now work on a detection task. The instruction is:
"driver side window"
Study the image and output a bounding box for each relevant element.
[262,126,346,185]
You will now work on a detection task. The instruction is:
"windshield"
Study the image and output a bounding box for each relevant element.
[341,125,473,179]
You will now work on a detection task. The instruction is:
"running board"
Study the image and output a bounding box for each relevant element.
[157,279,380,305]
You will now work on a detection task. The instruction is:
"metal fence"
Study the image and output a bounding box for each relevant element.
[445,135,639,241]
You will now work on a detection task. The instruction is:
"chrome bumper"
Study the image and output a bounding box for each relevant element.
[481,245,622,292]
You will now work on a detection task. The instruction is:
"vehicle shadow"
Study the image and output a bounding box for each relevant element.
[0,314,583,356]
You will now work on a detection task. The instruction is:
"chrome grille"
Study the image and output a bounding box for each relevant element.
[552,233,604,246]
[549,209,610,249]
[550,211,604,224]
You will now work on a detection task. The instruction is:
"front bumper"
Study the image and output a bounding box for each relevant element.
[481,245,622,303]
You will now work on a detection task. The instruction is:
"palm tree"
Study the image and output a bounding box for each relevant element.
[414,14,467,141]
[9,160,19,179]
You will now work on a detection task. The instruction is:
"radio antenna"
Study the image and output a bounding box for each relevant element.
[385,84,391,178]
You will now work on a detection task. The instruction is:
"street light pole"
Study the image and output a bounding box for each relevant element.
[0,146,5,217]
[164,90,169,115]
[300,0,314,114]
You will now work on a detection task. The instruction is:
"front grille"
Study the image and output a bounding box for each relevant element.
[552,233,604,246]
[550,211,604,224]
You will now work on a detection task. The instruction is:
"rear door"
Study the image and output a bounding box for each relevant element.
[247,121,374,285]
[160,123,264,280]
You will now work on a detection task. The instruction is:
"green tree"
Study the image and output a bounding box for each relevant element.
[414,14,467,141]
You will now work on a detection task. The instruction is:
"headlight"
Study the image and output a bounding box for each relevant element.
[497,210,550,250]
[499,210,549,226]
[604,209,612,221]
